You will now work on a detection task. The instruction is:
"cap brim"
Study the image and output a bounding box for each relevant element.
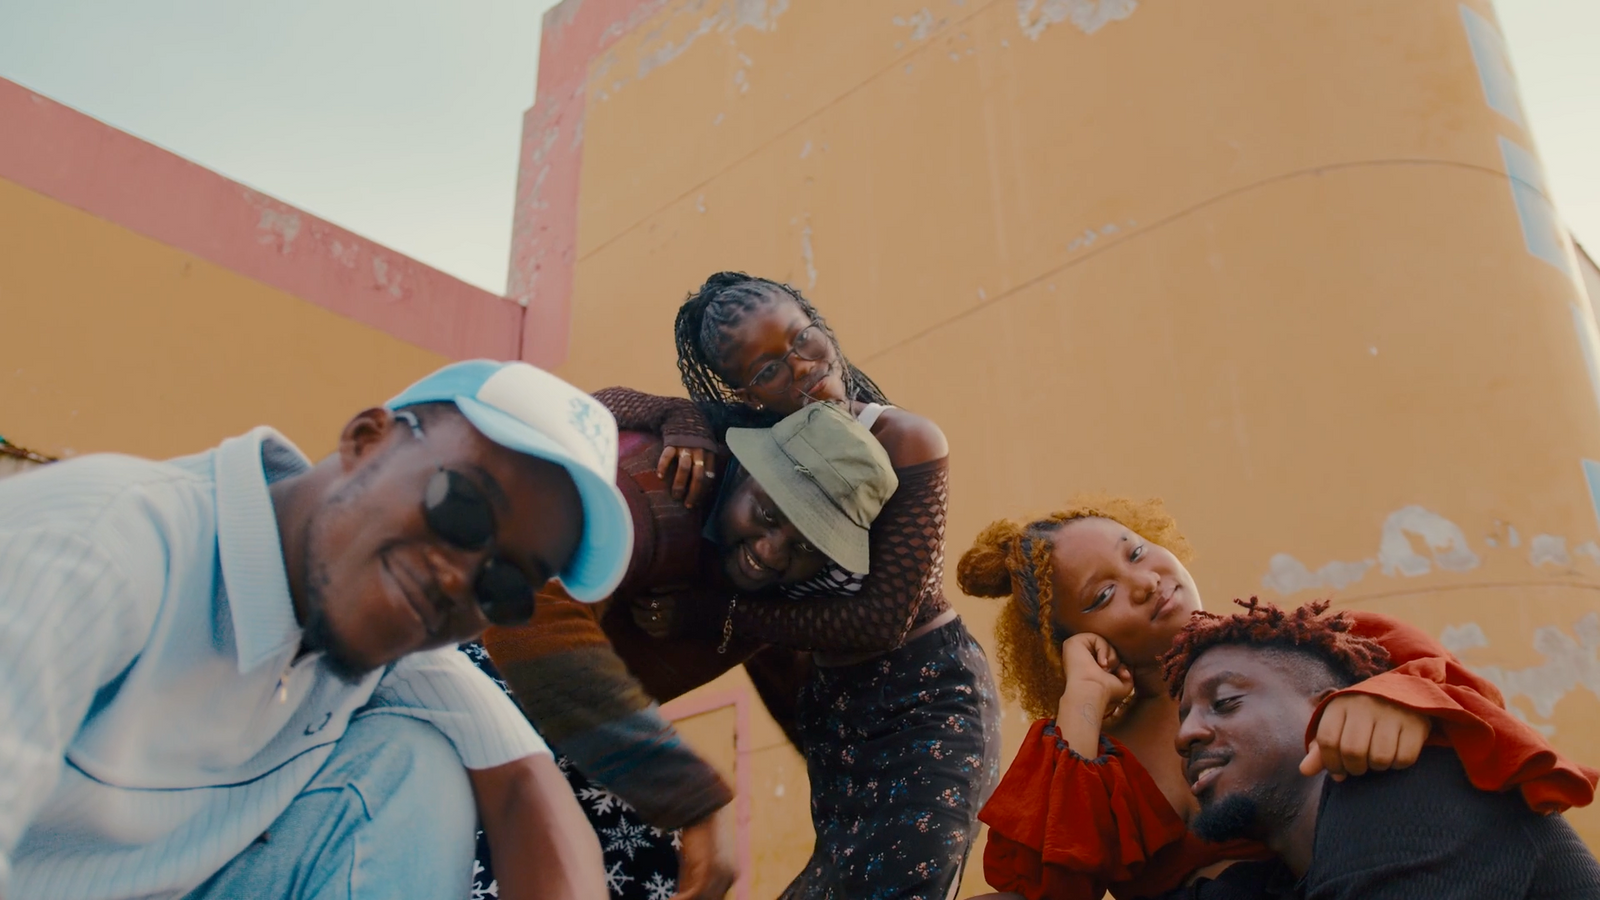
[725,428,870,574]
[454,396,632,602]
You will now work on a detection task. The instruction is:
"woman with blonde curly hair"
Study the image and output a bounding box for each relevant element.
[957,498,1597,900]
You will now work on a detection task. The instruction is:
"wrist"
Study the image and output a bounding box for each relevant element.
[1061,680,1113,713]
[1057,683,1111,732]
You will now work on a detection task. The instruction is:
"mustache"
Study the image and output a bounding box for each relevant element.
[1185,748,1231,781]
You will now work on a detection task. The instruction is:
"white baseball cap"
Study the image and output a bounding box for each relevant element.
[386,359,632,602]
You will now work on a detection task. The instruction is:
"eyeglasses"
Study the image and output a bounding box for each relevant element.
[747,325,830,391]
[396,410,538,626]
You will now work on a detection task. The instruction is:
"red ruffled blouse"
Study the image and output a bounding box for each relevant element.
[979,611,1599,899]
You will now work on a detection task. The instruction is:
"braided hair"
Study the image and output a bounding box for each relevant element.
[956,497,1193,720]
[673,272,891,435]
[1160,598,1391,699]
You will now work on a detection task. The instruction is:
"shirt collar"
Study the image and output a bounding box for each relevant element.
[213,427,311,674]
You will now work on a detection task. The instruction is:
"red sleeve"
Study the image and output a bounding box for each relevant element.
[1314,611,1598,813]
[979,719,1266,899]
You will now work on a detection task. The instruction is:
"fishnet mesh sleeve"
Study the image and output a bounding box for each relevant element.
[592,386,718,451]
[730,457,951,652]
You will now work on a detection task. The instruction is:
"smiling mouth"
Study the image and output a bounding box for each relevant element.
[1151,588,1177,620]
[1187,756,1228,796]
[741,544,775,577]
[384,553,445,638]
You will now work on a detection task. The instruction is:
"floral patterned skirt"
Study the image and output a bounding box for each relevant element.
[461,643,681,900]
[782,618,1001,900]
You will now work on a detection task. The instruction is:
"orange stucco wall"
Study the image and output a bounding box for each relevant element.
[517,0,1600,894]
[0,76,519,462]
[0,174,450,460]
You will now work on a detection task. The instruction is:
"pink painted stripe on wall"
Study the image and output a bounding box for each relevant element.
[0,76,522,362]
[509,0,668,368]
[660,688,754,900]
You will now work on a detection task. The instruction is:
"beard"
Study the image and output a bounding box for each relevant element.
[1191,773,1309,844]
[298,566,378,685]
[295,462,386,686]
[1191,793,1261,843]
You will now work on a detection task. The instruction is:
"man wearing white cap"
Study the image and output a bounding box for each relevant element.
[0,360,632,900]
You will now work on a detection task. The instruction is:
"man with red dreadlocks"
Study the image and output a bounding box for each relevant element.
[1159,599,1600,898]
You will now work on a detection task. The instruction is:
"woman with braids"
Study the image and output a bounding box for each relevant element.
[468,400,901,900]
[957,498,1598,900]
[607,271,1001,899]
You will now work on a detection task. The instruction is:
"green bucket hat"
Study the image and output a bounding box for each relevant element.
[724,402,899,574]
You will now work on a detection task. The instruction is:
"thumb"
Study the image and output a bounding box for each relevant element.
[1299,745,1325,777]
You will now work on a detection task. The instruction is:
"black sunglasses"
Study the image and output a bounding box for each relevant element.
[397,410,539,626]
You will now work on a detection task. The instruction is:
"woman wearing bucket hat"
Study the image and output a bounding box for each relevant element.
[469,400,908,900]
[593,270,1001,900]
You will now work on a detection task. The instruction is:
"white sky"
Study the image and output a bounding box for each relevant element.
[0,1,1595,294]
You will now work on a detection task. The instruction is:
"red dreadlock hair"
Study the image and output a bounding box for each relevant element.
[956,496,1193,721]
[1160,598,1392,699]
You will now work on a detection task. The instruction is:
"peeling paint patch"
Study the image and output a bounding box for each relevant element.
[633,0,790,83]
[1583,460,1600,532]
[1261,554,1374,595]
[327,239,358,268]
[893,8,940,41]
[255,207,302,253]
[1065,222,1133,255]
[1439,622,1490,656]
[799,218,818,289]
[1500,136,1572,276]
[1262,506,1482,596]
[1017,0,1137,40]
[1378,505,1481,577]
[1447,613,1600,736]
[1458,4,1526,127]
[1577,541,1600,565]
[371,257,404,299]
[1529,534,1572,568]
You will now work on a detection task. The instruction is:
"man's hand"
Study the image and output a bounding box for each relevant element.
[673,805,738,900]
[470,754,605,900]
[1300,693,1431,781]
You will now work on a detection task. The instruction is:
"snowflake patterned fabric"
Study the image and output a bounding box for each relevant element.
[462,642,681,900]
[780,620,1002,900]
